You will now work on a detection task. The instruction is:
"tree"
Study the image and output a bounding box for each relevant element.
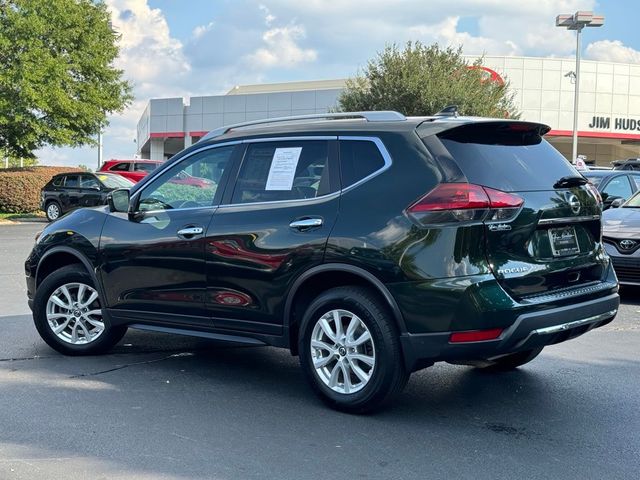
[0,0,132,159]
[338,42,519,118]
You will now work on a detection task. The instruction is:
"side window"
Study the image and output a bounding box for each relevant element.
[52,177,63,187]
[602,176,632,200]
[631,174,640,190]
[64,175,79,188]
[137,146,233,211]
[110,162,131,172]
[80,175,100,189]
[339,140,386,188]
[232,140,332,204]
[134,162,158,173]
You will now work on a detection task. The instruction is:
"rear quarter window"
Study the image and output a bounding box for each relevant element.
[436,124,579,192]
[339,140,386,187]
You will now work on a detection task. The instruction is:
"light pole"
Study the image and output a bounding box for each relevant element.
[556,11,604,164]
[98,130,103,170]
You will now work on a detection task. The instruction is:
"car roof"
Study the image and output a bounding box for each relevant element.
[583,170,630,177]
[198,113,549,144]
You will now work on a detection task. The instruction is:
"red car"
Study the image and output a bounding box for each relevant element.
[99,159,161,183]
[99,159,213,187]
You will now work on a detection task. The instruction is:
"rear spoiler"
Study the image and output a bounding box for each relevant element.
[416,119,551,140]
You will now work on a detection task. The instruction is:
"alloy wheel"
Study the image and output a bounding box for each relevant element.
[310,309,376,394]
[47,203,60,220]
[45,282,104,344]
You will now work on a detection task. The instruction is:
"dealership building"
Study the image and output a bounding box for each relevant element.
[136,55,640,166]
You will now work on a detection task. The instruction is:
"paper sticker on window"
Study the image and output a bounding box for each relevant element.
[265,147,302,191]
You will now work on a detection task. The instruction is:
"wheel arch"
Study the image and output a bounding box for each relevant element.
[36,247,104,299]
[284,263,407,355]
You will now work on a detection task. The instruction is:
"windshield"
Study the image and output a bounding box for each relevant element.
[623,191,640,207]
[97,174,134,189]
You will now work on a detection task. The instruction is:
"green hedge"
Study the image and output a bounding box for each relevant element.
[0,167,81,213]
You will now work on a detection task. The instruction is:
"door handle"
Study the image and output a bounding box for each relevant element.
[177,226,204,239]
[289,218,323,230]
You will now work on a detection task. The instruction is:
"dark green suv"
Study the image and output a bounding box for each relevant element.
[25,111,619,413]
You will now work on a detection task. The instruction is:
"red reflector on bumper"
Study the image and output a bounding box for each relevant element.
[449,328,503,343]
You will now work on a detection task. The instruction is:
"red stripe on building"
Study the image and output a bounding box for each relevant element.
[189,131,208,137]
[548,129,640,140]
[150,132,185,138]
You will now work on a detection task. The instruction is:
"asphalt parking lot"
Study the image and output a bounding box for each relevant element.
[0,222,638,480]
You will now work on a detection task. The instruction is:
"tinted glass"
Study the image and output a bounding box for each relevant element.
[138,146,233,211]
[232,140,332,204]
[583,174,603,187]
[64,175,79,188]
[340,140,385,187]
[52,177,63,187]
[134,162,158,173]
[631,174,640,189]
[438,126,578,192]
[602,176,632,200]
[97,174,134,189]
[80,175,100,189]
[110,162,131,172]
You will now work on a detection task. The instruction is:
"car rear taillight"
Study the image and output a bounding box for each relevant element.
[406,183,523,225]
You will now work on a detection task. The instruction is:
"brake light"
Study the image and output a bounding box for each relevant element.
[407,183,523,224]
[449,328,503,343]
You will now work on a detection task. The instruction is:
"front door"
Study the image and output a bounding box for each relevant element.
[99,144,237,324]
[204,138,340,334]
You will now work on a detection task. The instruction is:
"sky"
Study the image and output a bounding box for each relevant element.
[37,0,640,168]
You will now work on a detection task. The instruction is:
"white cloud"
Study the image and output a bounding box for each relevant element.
[246,24,317,68]
[585,40,640,64]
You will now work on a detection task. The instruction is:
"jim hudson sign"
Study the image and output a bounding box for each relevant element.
[589,116,640,132]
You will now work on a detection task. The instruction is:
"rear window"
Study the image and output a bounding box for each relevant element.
[110,162,131,172]
[339,140,386,187]
[134,162,157,173]
[437,124,578,192]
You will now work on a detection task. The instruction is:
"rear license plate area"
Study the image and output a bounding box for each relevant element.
[548,226,580,256]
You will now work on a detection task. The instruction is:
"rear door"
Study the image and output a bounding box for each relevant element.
[204,137,340,334]
[61,174,82,212]
[427,122,606,300]
[79,175,103,207]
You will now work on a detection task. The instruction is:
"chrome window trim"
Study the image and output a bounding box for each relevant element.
[219,135,392,209]
[131,140,242,212]
[132,135,393,213]
[538,215,600,225]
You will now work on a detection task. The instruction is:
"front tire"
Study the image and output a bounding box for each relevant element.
[298,286,409,414]
[33,265,127,355]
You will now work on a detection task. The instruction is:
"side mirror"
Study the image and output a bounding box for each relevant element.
[610,198,625,208]
[108,188,130,213]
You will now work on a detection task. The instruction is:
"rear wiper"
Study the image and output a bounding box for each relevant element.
[553,176,588,189]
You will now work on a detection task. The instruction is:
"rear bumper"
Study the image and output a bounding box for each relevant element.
[400,292,619,371]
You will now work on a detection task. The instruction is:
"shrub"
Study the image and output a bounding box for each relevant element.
[0,167,81,213]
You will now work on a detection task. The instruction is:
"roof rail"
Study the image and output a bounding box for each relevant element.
[198,111,406,142]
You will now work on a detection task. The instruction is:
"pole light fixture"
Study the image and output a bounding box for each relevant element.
[556,11,604,164]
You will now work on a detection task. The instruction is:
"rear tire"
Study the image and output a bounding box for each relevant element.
[479,347,543,372]
[298,286,409,414]
[45,201,62,222]
[33,265,127,355]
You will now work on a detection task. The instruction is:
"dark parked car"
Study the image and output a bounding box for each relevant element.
[612,158,640,171]
[26,112,619,413]
[41,172,134,221]
[582,169,640,209]
[603,191,640,286]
